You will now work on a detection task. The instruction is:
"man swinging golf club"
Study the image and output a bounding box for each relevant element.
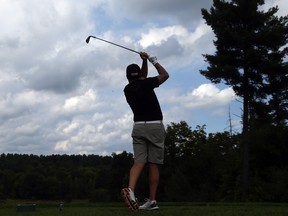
[121,52,169,211]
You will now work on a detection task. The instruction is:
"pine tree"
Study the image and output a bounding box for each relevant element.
[201,0,288,199]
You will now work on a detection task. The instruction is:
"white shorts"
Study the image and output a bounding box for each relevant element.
[131,123,166,164]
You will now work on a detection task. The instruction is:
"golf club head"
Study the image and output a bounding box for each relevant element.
[85,36,92,44]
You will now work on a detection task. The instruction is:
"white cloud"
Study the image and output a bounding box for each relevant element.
[140,22,211,49]
[63,89,99,113]
[52,112,133,155]
[55,140,70,152]
[140,26,187,48]
[165,84,236,109]
[63,122,80,134]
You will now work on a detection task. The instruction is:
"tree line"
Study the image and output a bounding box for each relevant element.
[0,120,287,202]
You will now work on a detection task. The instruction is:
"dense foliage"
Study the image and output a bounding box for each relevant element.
[0,121,287,202]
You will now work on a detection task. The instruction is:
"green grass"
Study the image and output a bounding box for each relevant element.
[1,201,288,216]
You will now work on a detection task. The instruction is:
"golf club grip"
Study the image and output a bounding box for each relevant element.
[88,36,140,54]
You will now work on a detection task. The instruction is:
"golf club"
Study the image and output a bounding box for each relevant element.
[86,35,140,54]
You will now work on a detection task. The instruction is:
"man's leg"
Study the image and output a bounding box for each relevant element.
[148,163,159,200]
[146,123,165,201]
[128,162,145,192]
[121,162,145,211]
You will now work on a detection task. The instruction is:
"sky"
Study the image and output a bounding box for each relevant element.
[0,0,287,156]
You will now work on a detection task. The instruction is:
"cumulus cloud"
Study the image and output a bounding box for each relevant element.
[185,84,236,108]
[140,23,210,48]
[53,112,133,155]
[63,89,99,113]
[164,84,236,109]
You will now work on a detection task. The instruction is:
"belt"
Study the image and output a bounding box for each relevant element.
[134,120,162,124]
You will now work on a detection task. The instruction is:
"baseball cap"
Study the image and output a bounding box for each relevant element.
[126,64,141,80]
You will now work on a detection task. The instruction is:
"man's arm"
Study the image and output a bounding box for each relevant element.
[140,52,149,78]
[154,63,169,85]
[148,56,169,85]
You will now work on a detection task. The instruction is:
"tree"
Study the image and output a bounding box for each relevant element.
[201,0,288,199]
[165,121,195,160]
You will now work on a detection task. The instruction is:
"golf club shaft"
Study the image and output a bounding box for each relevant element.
[86,36,140,54]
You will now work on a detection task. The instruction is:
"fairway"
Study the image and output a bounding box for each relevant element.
[1,202,288,216]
